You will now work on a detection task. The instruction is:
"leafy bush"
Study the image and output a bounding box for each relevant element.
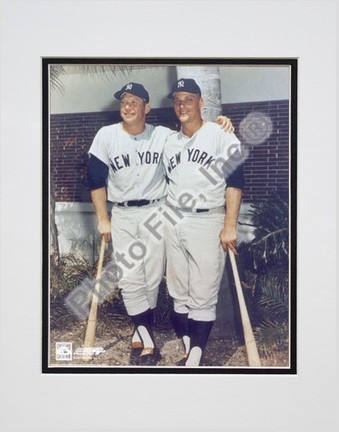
[49,238,172,330]
[49,237,121,330]
[240,187,289,274]
[238,188,290,355]
[50,253,97,301]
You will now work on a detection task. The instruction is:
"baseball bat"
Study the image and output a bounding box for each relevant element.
[83,236,106,359]
[229,249,262,367]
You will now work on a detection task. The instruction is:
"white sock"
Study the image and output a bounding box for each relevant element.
[185,347,202,366]
[132,330,142,344]
[183,335,190,354]
[137,325,154,349]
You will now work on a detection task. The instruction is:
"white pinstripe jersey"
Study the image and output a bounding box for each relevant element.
[163,121,242,209]
[89,123,174,202]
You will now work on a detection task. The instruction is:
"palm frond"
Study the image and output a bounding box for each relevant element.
[256,278,289,323]
[49,64,164,93]
[50,65,67,92]
[254,321,289,356]
[240,188,289,273]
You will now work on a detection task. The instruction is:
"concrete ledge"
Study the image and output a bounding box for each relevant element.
[55,201,255,255]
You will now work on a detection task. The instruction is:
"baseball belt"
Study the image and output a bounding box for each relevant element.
[168,205,225,214]
[116,198,163,207]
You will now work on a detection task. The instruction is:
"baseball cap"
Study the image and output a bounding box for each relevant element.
[168,78,202,98]
[114,82,150,103]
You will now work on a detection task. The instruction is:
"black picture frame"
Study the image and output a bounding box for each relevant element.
[42,57,297,375]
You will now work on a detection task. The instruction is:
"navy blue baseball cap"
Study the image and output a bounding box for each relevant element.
[168,78,202,98]
[114,82,150,103]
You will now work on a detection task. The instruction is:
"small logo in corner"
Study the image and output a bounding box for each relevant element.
[56,342,72,361]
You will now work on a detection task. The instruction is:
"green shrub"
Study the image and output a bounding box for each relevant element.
[49,241,171,330]
[238,188,290,353]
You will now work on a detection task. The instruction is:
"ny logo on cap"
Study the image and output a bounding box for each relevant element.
[177,80,185,88]
[126,83,133,90]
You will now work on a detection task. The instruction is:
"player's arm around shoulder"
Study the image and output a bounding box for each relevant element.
[215,115,234,133]
[155,124,177,141]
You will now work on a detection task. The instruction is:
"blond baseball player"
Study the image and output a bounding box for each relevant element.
[87,82,234,366]
[163,78,245,367]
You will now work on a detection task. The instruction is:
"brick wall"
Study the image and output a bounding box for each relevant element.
[222,100,290,201]
[50,100,289,203]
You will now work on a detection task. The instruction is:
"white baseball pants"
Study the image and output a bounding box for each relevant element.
[164,208,226,321]
[111,202,165,316]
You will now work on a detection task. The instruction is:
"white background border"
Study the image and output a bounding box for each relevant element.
[0,1,336,431]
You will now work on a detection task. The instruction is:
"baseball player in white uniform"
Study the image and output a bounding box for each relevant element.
[163,78,245,366]
[87,82,234,366]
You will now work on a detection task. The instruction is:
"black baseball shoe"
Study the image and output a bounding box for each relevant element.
[139,347,161,366]
[129,346,143,366]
